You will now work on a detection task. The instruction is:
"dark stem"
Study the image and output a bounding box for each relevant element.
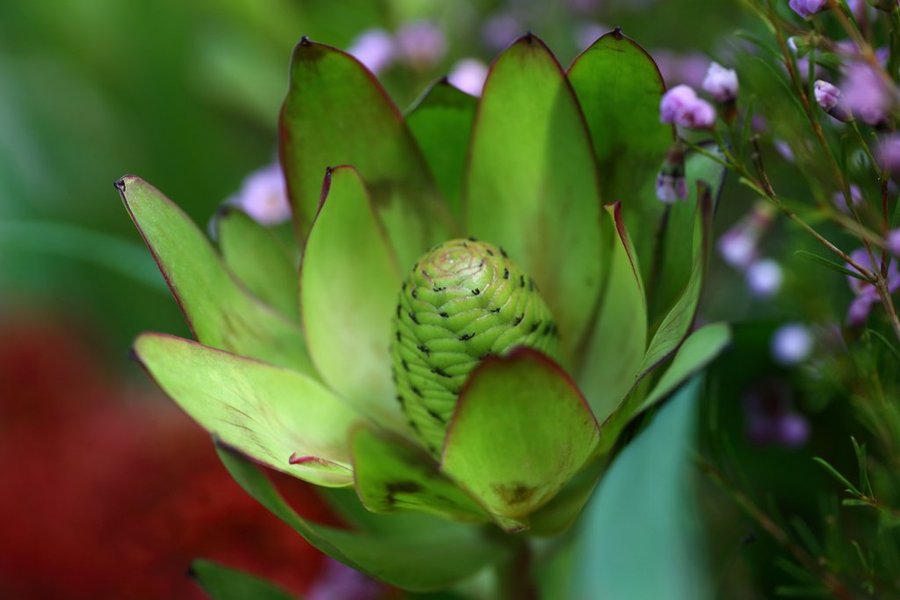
[495,536,538,600]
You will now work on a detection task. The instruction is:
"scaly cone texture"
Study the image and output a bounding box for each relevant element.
[391,239,558,453]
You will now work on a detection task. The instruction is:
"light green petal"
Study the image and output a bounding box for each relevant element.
[464,34,604,364]
[441,348,600,531]
[300,166,406,433]
[134,333,360,487]
[118,176,313,374]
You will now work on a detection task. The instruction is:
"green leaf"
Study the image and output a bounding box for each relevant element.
[191,559,295,600]
[406,80,477,221]
[568,30,674,284]
[576,203,648,425]
[218,446,507,592]
[215,207,299,321]
[441,348,600,530]
[134,333,360,487]
[464,34,604,364]
[280,38,450,269]
[572,378,712,600]
[795,250,868,280]
[648,143,726,323]
[352,427,488,522]
[300,166,406,432]
[638,322,731,414]
[118,176,313,374]
[638,182,714,376]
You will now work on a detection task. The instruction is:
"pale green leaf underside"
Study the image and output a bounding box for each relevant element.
[118,176,313,375]
[572,378,712,600]
[134,333,360,487]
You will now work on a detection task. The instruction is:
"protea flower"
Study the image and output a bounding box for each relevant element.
[120,30,727,593]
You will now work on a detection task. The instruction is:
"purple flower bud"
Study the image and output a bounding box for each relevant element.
[774,139,796,162]
[877,134,900,177]
[226,163,291,226]
[743,379,810,448]
[887,229,900,256]
[775,412,811,447]
[814,80,841,111]
[655,144,687,203]
[702,62,739,102]
[840,62,893,126]
[660,85,717,129]
[347,29,396,75]
[771,323,814,366]
[395,22,447,70]
[307,559,383,600]
[832,184,863,213]
[717,204,774,269]
[789,0,829,19]
[448,58,488,96]
[746,259,783,298]
[845,247,900,324]
[655,174,687,203]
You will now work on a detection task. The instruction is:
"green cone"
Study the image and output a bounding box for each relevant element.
[391,238,559,454]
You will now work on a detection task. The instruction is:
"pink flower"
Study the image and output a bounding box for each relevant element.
[877,134,900,177]
[887,229,900,256]
[659,85,717,129]
[845,248,900,325]
[814,80,841,111]
[771,324,814,366]
[395,22,447,69]
[347,29,396,75]
[789,0,828,19]
[655,173,687,203]
[717,205,774,269]
[702,62,738,102]
[227,163,292,226]
[840,62,893,125]
[743,379,810,448]
[746,259,783,298]
[448,59,488,96]
[832,184,863,213]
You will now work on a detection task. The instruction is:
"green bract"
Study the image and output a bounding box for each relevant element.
[121,31,729,590]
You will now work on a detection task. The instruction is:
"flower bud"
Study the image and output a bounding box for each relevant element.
[877,134,900,178]
[391,239,559,453]
[655,144,687,203]
[347,29,397,75]
[745,258,783,298]
[771,324,813,366]
[659,85,716,129]
[789,0,828,19]
[702,62,738,103]
[226,163,291,226]
[887,229,900,257]
[813,80,840,111]
[840,62,893,126]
